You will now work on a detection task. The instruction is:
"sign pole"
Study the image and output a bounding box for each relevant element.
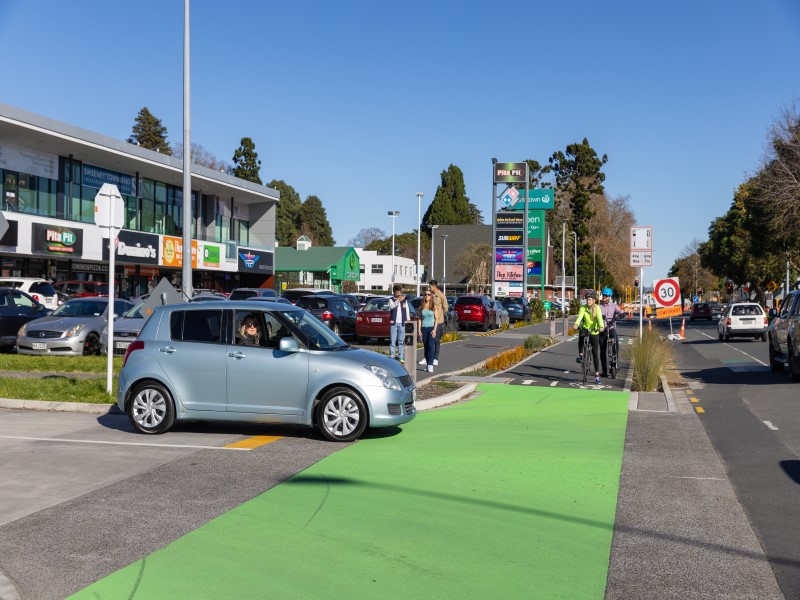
[523,163,529,300]
[106,199,116,395]
[639,266,643,340]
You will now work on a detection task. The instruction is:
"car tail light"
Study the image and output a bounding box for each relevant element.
[356,314,363,322]
[32,293,41,303]
[123,340,144,367]
[321,310,334,320]
[764,316,768,325]
[726,318,731,326]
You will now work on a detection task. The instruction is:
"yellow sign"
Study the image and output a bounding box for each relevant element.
[656,305,683,319]
[767,280,778,292]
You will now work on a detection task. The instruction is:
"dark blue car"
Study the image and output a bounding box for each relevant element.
[500,296,531,322]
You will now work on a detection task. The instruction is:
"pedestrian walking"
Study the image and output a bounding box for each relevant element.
[387,284,411,363]
[421,279,448,366]
[417,291,437,372]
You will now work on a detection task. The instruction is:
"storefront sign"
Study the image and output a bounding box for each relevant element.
[493,162,527,183]
[237,246,273,274]
[495,264,524,281]
[32,223,83,256]
[0,141,58,180]
[496,212,523,229]
[72,261,108,273]
[102,230,159,264]
[82,163,136,196]
[199,243,222,269]
[495,248,523,264]
[527,211,544,238]
[495,230,523,247]
[161,235,197,269]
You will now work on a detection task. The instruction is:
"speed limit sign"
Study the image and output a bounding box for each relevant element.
[653,278,681,307]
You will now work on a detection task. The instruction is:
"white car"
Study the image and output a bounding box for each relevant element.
[718,302,768,342]
[0,277,60,310]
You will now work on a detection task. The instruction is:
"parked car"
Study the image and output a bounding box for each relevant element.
[354,293,381,309]
[337,294,362,312]
[0,288,50,351]
[355,296,418,344]
[282,288,336,304]
[453,295,497,331]
[246,296,293,305]
[767,290,800,376]
[117,301,416,441]
[228,287,278,301]
[717,303,767,342]
[690,302,713,321]
[500,296,532,322]
[190,292,229,302]
[409,296,458,334]
[295,295,357,336]
[100,301,149,356]
[54,280,109,298]
[17,297,134,356]
[0,277,60,310]
[493,300,510,329]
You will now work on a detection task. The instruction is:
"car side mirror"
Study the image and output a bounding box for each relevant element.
[279,337,300,352]
[768,308,777,320]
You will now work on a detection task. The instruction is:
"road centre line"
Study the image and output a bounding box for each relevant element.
[690,328,768,366]
[0,434,250,451]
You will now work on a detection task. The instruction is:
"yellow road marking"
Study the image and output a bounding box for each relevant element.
[695,407,705,414]
[690,397,699,403]
[224,435,283,449]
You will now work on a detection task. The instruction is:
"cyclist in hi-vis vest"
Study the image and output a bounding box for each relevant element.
[574,290,605,384]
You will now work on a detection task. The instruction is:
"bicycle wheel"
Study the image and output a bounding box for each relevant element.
[582,337,590,385]
[609,338,617,379]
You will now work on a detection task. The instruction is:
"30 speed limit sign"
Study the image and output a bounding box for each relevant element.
[653,278,681,307]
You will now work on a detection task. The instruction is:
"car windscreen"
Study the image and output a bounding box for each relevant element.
[123,301,148,319]
[278,309,348,350]
[455,297,482,306]
[51,300,107,317]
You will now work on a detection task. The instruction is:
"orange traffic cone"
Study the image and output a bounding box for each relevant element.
[680,318,685,339]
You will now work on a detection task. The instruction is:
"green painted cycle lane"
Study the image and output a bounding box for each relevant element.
[72,385,628,600]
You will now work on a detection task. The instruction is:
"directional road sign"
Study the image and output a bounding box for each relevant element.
[653,277,680,307]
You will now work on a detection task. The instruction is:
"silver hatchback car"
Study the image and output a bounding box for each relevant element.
[117,301,416,442]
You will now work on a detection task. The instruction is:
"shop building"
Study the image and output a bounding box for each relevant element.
[354,248,420,292]
[275,236,360,293]
[0,103,278,296]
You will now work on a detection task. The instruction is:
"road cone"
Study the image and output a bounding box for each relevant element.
[680,318,685,339]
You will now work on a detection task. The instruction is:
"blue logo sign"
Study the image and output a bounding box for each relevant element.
[239,252,260,269]
[496,248,523,264]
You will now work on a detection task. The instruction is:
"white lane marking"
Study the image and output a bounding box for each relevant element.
[563,370,570,374]
[763,421,779,431]
[550,381,558,387]
[522,380,535,385]
[691,328,768,366]
[0,435,249,451]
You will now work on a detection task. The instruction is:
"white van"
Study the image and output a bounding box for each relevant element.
[0,277,59,310]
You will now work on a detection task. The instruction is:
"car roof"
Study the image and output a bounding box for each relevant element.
[156,300,306,312]
[0,277,48,282]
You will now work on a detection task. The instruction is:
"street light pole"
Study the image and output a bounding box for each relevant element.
[562,223,567,336]
[431,224,439,280]
[572,231,578,300]
[442,234,448,295]
[388,210,399,284]
[593,241,597,291]
[416,192,423,297]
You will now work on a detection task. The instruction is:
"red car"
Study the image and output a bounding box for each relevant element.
[54,280,109,298]
[355,296,418,344]
[453,295,497,331]
[690,302,713,321]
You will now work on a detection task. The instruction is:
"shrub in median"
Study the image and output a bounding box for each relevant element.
[631,328,672,391]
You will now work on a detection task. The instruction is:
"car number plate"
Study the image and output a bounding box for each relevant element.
[741,319,754,324]
[371,317,382,323]
[116,341,131,350]
[32,342,47,350]
[463,309,472,313]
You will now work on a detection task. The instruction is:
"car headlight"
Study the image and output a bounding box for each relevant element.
[66,324,85,338]
[365,365,401,390]
[18,323,27,336]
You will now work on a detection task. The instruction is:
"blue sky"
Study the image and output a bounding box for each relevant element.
[1,0,799,283]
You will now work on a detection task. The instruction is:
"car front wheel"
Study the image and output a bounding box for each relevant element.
[317,387,368,442]
[128,381,175,434]
[83,333,100,356]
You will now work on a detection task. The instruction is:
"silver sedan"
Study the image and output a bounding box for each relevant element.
[17,297,134,356]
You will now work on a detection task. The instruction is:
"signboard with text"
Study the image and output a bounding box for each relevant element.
[32,223,83,256]
[495,264,524,281]
[496,248,524,264]
[102,230,159,264]
[653,277,680,307]
[493,162,527,183]
[495,230,524,247]
[237,246,274,274]
[510,188,555,211]
[161,235,197,269]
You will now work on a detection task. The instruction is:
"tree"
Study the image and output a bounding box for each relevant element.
[232,137,263,184]
[128,107,172,154]
[668,239,717,299]
[454,243,492,293]
[268,179,302,247]
[587,194,636,290]
[365,231,425,260]
[171,142,230,172]
[298,195,335,246]
[348,227,386,248]
[421,164,474,234]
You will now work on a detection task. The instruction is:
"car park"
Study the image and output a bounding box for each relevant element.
[0,277,60,310]
[353,293,381,309]
[17,297,134,356]
[282,288,336,304]
[717,302,767,341]
[355,296,418,344]
[453,295,497,331]
[228,287,278,301]
[0,287,50,351]
[690,302,713,321]
[767,290,800,376]
[117,301,416,441]
[295,295,357,335]
[500,296,532,322]
[100,301,148,356]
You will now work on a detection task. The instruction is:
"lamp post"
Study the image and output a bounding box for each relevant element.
[442,234,448,295]
[416,192,423,297]
[430,224,439,280]
[561,223,566,335]
[593,241,597,291]
[388,210,399,284]
[572,231,578,300]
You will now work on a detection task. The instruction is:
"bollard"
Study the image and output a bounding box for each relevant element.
[405,320,418,387]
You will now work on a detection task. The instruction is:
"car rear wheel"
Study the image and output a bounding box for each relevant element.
[332,323,340,336]
[83,333,100,356]
[761,333,767,342]
[769,337,784,372]
[789,342,800,383]
[316,387,367,442]
[128,381,175,434]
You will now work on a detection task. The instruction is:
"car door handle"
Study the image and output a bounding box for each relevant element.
[159,346,177,354]
[228,351,246,359]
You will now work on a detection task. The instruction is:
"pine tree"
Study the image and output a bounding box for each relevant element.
[421,164,474,234]
[268,179,302,247]
[299,195,335,246]
[232,137,263,184]
[128,107,172,154]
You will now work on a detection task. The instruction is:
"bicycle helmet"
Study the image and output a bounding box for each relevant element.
[585,290,597,300]
[602,287,613,297]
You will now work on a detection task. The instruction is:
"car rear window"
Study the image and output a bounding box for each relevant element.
[229,290,256,300]
[297,297,327,310]
[732,305,763,316]
[29,282,57,296]
[695,303,709,309]
[455,297,482,307]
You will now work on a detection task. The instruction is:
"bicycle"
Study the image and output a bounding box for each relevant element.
[580,327,593,385]
[604,318,619,380]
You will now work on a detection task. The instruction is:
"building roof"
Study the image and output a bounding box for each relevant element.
[275,246,353,271]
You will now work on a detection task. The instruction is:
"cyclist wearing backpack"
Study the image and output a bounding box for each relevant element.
[599,287,624,377]
[574,290,605,384]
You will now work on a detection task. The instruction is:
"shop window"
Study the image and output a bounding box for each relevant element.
[125,195,138,229]
[2,171,17,211]
[141,198,155,233]
[154,199,165,234]
[38,177,57,216]
[141,179,155,201]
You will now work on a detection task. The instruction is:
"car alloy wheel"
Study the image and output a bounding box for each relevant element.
[317,386,367,442]
[129,382,176,434]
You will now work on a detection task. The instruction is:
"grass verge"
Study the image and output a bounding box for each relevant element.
[0,376,117,404]
[0,354,122,373]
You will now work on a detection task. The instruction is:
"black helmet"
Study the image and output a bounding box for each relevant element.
[585,290,597,299]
